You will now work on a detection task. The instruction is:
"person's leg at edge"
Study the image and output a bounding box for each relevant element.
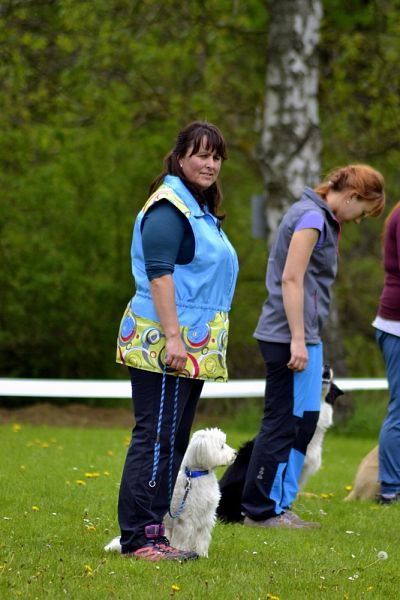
[377,330,400,502]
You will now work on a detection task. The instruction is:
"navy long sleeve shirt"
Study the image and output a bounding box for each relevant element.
[141,200,195,281]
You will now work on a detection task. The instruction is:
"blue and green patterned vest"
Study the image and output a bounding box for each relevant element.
[116,175,239,382]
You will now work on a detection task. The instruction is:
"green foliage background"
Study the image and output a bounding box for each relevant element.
[1,0,400,381]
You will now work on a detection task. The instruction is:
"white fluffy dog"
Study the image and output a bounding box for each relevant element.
[104,427,236,558]
[164,427,236,557]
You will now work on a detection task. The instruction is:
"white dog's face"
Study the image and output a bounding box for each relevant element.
[184,428,237,471]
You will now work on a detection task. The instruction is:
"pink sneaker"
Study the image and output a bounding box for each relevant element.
[126,524,198,562]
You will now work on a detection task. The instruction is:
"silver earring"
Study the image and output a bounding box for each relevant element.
[179,163,183,168]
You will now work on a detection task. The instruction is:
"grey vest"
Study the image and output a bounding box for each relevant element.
[254,187,340,344]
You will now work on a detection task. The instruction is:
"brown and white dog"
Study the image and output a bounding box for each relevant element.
[344,445,379,501]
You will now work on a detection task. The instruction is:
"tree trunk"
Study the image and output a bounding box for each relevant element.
[259,0,322,245]
[259,0,347,377]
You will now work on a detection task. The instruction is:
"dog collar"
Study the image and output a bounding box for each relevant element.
[184,466,209,478]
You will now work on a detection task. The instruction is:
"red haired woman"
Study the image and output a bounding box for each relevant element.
[243,164,385,529]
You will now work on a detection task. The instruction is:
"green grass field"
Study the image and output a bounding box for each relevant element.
[1,418,399,599]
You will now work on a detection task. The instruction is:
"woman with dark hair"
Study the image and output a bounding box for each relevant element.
[115,121,238,560]
[242,164,385,529]
[372,201,400,504]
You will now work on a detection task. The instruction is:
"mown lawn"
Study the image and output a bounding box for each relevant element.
[1,420,399,599]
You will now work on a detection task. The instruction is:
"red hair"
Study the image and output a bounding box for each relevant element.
[315,164,386,217]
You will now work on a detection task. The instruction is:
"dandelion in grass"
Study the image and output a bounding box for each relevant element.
[31,506,40,512]
[171,584,180,593]
[12,423,22,433]
[363,551,388,570]
[76,480,86,486]
[85,525,97,532]
[345,485,352,492]
[266,593,280,600]
[84,564,93,576]
[85,472,100,478]
[103,471,111,476]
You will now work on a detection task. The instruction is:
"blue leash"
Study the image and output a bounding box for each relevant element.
[168,467,210,519]
[167,376,180,502]
[148,367,181,498]
[148,367,169,488]
[148,366,208,520]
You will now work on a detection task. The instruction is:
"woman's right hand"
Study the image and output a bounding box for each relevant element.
[287,339,308,372]
[165,334,188,372]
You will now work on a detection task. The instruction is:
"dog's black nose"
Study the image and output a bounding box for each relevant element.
[322,364,332,382]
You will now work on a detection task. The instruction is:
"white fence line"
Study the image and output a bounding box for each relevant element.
[0,377,388,399]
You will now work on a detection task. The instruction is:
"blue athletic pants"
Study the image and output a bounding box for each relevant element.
[118,367,203,553]
[241,341,322,520]
[376,329,400,494]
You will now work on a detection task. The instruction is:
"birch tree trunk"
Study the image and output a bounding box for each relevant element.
[259,0,322,245]
[259,0,347,376]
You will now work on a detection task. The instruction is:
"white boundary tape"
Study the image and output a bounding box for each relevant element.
[0,377,388,399]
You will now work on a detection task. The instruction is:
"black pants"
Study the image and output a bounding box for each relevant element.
[118,367,204,553]
[241,341,321,520]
